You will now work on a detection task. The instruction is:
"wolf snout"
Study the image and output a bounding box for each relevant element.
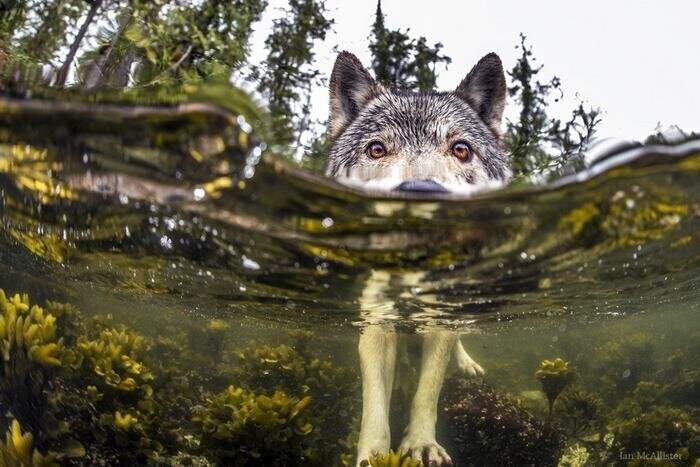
[394,179,449,193]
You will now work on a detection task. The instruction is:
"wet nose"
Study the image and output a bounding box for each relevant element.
[394,179,448,193]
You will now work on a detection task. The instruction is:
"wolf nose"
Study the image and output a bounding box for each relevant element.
[394,179,448,193]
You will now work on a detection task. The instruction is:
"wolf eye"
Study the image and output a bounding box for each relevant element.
[450,141,472,162]
[366,141,387,159]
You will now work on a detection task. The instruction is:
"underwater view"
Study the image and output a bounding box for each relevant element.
[0,92,698,466]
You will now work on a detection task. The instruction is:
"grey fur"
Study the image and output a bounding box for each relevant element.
[326,51,511,194]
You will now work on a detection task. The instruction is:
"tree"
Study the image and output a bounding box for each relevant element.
[504,34,601,178]
[16,0,88,63]
[55,0,104,86]
[75,0,268,88]
[368,1,450,91]
[254,0,333,147]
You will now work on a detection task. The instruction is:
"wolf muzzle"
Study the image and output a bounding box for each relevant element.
[394,179,449,193]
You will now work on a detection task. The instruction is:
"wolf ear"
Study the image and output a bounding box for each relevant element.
[329,51,377,139]
[455,53,507,134]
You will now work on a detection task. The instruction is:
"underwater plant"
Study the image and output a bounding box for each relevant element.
[554,388,603,439]
[0,289,191,464]
[438,377,565,467]
[0,420,57,467]
[535,357,576,416]
[607,406,700,466]
[226,331,361,464]
[193,384,315,466]
[359,449,423,467]
[587,332,656,403]
[0,291,65,435]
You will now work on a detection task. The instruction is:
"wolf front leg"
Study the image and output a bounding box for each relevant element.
[356,270,398,466]
[400,330,456,466]
[356,326,396,465]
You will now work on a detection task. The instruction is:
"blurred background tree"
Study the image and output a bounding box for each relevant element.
[0,0,607,178]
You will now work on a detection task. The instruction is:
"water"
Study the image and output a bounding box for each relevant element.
[0,93,698,465]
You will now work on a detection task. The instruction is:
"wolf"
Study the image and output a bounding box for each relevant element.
[325,51,511,466]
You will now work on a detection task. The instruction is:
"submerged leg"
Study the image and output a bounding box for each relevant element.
[356,326,396,465]
[356,270,398,465]
[453,337,485,377]
[400,330,456,466]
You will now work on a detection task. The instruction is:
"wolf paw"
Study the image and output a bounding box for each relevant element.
[457,354,484,377]
[454,344,485,378]
[399,435,452,466]
[356,425,391,467]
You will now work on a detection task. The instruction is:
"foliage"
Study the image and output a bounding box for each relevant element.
[535,357,576,415]
[644,125,700,146]
[504,34,601,179]
[0,0,611,175]
[360,449,423,467]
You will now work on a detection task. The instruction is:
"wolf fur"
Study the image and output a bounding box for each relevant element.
[326,51,510,465]
[327,51,511,195]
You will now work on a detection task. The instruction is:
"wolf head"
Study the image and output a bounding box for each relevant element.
[326,51,511,194]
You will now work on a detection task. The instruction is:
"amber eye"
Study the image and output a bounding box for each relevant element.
[366,141,387,159]
[450,141,472,162]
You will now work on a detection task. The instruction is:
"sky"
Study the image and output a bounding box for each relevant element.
[248,0,700,142]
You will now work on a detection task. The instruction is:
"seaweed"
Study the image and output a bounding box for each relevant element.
[0,289,177,464]
[225,330,361,464]
[535,358,575,416]
[0,420,58,467]
[438,377,565,467]
[359,449,423,467]
[193,385,315,466]
[554,388,603,439]
[0,291,63,431]
[608,406,700,466]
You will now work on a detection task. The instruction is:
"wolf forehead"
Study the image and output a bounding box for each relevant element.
[330,90,496,158]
